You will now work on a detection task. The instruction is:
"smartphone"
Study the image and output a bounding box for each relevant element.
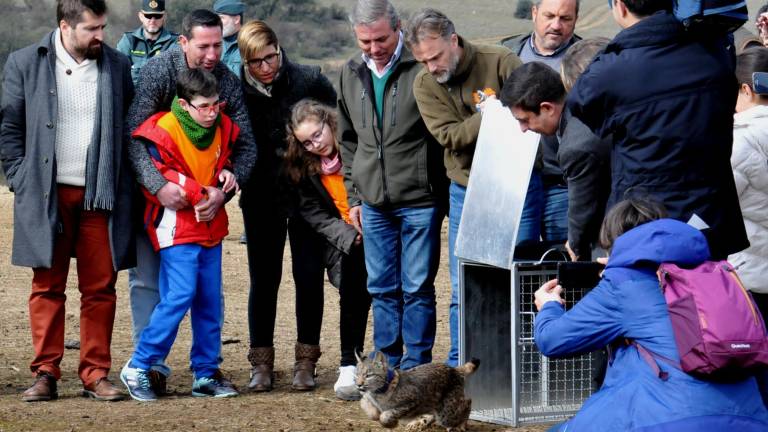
[557,261,604,291]
[753,72,768,95]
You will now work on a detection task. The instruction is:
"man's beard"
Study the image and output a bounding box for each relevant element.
[222,22,237,38]
[435,52,460,84]
[82,42,102,60]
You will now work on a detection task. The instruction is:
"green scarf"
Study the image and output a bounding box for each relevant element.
[171,96,221,149]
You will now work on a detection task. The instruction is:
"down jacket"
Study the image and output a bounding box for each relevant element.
[132,112,238,251]
[536,219,768,431]
[729,105,768,294]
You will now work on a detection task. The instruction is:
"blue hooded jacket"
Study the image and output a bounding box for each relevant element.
[536,219,768,431]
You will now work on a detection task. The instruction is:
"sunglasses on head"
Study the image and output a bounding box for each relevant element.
[143,13,164,20]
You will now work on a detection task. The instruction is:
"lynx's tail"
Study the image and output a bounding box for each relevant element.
[456,358,480,376]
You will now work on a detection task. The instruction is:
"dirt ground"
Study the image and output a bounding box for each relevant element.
[0,188,547,432]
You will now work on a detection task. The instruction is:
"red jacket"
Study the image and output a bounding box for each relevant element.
[132,111,239,251]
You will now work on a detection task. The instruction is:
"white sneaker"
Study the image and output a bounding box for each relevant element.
[334,365,360,401]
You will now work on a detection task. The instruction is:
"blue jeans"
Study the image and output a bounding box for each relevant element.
[542,184,569,243]
[447,175,542,366]
[131,243,223,379]
[361,203,441,370]
[517,171,544,245]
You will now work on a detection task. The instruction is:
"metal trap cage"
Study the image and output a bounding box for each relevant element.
[458,260,598,427]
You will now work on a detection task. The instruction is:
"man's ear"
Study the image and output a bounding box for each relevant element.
[540,101,557,115]
[178,98,190,109]
[179,35,188,52]
[532,5,539,20]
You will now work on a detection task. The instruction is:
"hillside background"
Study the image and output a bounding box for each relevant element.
[4,0,768,74]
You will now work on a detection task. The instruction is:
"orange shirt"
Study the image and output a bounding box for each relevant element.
[157,112,221,187]
[320,173,351,223]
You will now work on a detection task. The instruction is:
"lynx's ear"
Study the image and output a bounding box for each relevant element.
[354,349,363,364]
[374,351,388,366]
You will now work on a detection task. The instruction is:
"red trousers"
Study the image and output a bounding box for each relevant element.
[29,185,117,386]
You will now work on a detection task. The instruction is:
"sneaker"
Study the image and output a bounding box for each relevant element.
[192,376,239,398]
[120,361,157,402]
[334,365,361,401]
[148,370,167,396]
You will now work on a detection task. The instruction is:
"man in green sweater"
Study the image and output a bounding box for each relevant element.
[337,0,447,372]
[407,7,522,367]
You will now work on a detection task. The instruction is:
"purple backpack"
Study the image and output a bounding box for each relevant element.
[638,260,768,380]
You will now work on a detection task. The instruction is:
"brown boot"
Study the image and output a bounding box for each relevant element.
[83,377,125,401]
[22,372,57,402]
[292,342,321,391]
[247,347,275,392]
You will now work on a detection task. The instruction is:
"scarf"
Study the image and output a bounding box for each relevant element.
[83,50,114,211]
[320,151,342,175]
[170,96,220,149]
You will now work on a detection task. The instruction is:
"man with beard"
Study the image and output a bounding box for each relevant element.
[116,0,178,86]
[123,8,256,396]
[406,8,521,367]
[0,0,135,402]
[213,0,245,75]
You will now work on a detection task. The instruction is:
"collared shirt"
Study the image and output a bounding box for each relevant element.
[519,32,576,71]
[362,30,404,79]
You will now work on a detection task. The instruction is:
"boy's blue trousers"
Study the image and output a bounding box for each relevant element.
[131,243,222,379]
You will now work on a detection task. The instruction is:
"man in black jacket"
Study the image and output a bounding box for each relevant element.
[567,0,748,259]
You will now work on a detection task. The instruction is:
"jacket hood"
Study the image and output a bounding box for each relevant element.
[606,218,710,269]
[606,11,684,53]
[734,104,768,128]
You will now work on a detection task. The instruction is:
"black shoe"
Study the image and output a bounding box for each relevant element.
[148,370,167,396]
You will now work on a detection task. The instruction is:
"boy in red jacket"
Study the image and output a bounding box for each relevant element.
[120,69,239,401]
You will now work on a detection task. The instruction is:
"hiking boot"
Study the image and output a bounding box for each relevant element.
[292,342,321,391]
[334,365,361,401]
[83,377,125,401]
[247,347,275,392]
[148,370,167,396]
[22,372,57,402]
[192,376,239,398]
[120,361,157,402]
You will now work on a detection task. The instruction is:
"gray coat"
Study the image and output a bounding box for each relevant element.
[0,31,136,270]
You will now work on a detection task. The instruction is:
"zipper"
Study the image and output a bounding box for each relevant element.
[390,81,398,127]
[726,266,760,327]
[360,89,367,129]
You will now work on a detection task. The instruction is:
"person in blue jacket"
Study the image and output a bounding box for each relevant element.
[534,198,768,431]
[566,0,748,260]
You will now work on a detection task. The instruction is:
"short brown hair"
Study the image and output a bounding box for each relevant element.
[560,38,610,92]
[238,20,279,63]
[284,99,339,184]
[598,197,668,251]
[57,0,107,27]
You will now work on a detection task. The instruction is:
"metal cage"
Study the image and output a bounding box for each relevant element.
[459,260,598,427]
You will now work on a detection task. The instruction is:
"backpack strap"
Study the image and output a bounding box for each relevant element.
[632,341,685,381]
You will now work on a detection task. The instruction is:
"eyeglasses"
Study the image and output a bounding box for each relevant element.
[188,100,226,116]
[301,122,327,150]
[143,13,164,20]
[246,51,280,69]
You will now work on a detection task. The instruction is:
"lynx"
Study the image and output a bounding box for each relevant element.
[355,351,480,431]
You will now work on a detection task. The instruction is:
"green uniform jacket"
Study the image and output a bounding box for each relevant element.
[221,34,241,77]
[116,27,178,86]
[413,37,521,186]
[338,47,447,209]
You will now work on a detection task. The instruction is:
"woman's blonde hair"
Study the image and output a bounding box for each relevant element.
[238,20,279,62]
[284,99,339,184]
